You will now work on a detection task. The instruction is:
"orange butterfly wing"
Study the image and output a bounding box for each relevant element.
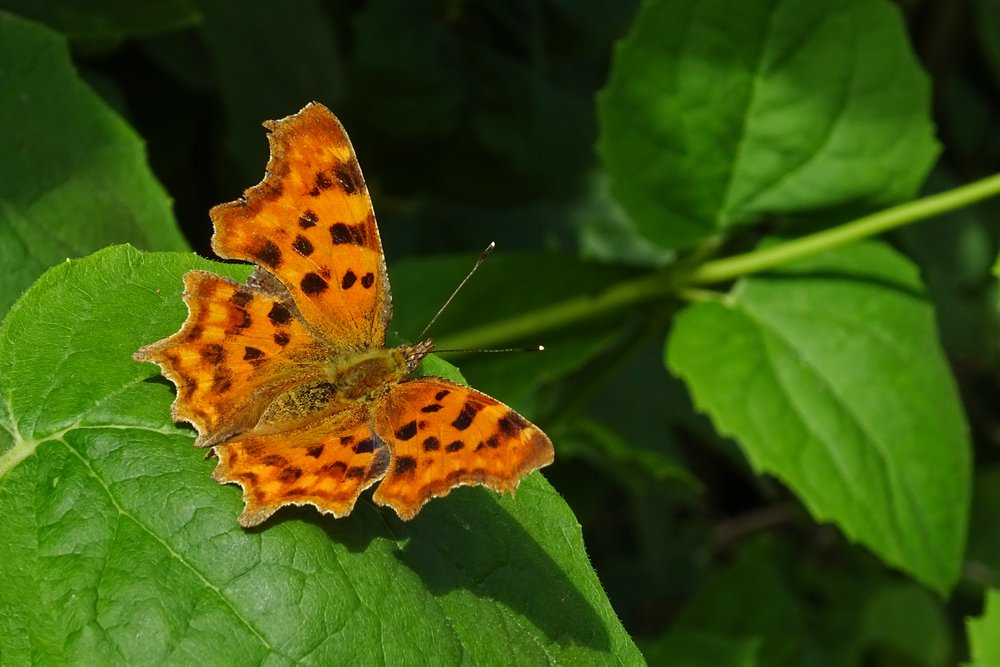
[212,407,390,527]
[134,271,325,448]
[370,378,554,520]
[137,103,555,525]
[210,102,390,350]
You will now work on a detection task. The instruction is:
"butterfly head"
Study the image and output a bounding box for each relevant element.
[399,339,434,373]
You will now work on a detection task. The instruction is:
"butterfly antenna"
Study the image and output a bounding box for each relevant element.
[435,344,545,355]
[418,242,496,340]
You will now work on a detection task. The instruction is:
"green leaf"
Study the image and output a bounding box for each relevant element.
[598,0,939,249]
[576,174,676,267]
[0,245,641,664]
[0,14,187,317]
[0,0,199,38]
[967,590,1000,667]
[859,584,951,666]
[666,240,970,593]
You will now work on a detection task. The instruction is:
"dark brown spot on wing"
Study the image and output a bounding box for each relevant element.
[329,222,366,246]
[342,270,357,289]
[345,466,366,479]
[211,368,233,393]
[243,346,264,361]
[306,445,324,458]
[301,272,329,295]
[315,171,333,191]
[230,290,253,307]
[280,467,302,482]
[299,210,318,228]
[451,401,483,431]
[292,235,314,257]
[474,435,501,452]
[263,454,288,467]
[361,272,375,289]
[232,310,252,330]
[202,344,225,365]
[236,471,258,484]
[268,303,292,326]
[498,411,530,437]
[353,438,375,454]
[422,436,440,452]
[273,331,290,346]
[434,389,450,401]
[334,161,361,194]
[395,421,418,441]
[394,455,417,476]
[254,240,282,269]
[445,440,464,453]
[421,404,443,413]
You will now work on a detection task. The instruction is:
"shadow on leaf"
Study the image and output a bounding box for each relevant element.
[387,485,612,651]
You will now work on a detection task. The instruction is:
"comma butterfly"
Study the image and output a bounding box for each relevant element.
[135,102,554,526]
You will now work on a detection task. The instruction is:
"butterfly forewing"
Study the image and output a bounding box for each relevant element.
[210,102,390,351]
[134,271,326,448]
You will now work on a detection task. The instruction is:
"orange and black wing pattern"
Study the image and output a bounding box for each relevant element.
[371,378,554,520]
[210,102,390,350]
[134,271,324,448]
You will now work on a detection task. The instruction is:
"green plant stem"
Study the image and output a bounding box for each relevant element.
[687,171,1000,285]
[435,268,675,352]
[437,172,1000,351]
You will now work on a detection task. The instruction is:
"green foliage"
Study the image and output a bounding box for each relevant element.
[0,246,640,663]
[668,241,969,593]
[1,0,999,664]
[0,14,187,316]
[967,590,1000,667]
[598,0,938,249]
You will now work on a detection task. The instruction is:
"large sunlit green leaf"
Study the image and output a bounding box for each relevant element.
[0,245,641,664]
[598,0,938,249]
[667,240,970,593]
[0,15,187,317]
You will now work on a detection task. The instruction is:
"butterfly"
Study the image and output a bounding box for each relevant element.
[134,102,554,527]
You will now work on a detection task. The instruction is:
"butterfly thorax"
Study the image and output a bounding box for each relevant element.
[253,340,433,434]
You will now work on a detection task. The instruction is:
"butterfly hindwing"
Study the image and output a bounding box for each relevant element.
[210,102,390,351]
[212,406,390,527]
[371,378,555,520]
